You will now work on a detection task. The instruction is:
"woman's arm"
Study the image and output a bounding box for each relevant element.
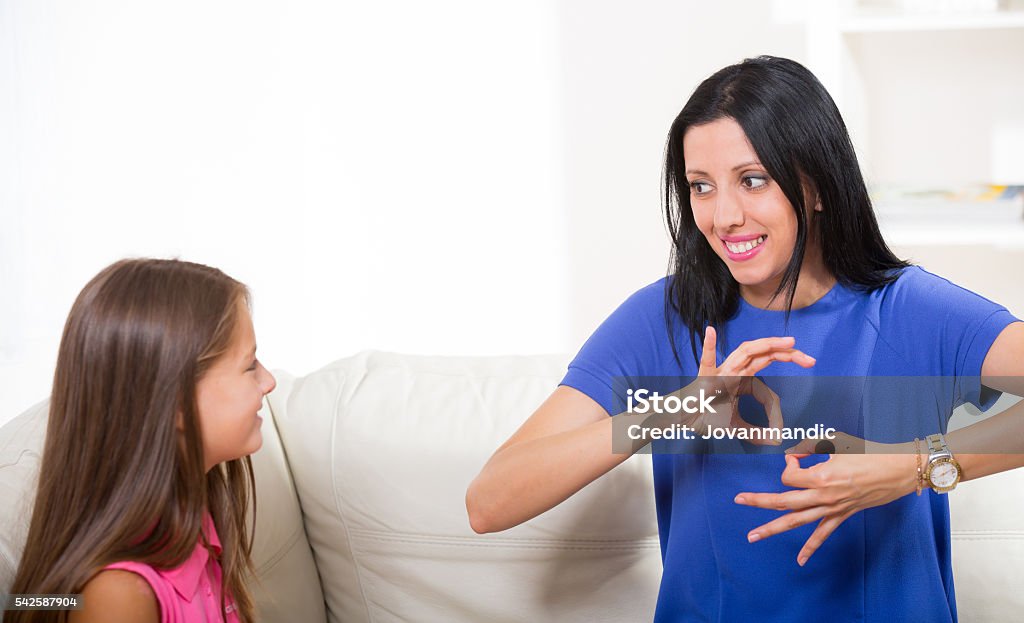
[734,321,1024,566]
[946,321,1024,480]
[465,386,630,534]
[466,331,815,533]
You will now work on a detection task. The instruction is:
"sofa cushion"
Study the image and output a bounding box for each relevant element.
[0,400,48,590]
[251,371,328,622]
[948,467,1024,621]
[270,351,662,623]
[0,394,326,623]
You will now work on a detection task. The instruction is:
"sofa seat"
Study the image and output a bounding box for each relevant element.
[2,351,1023,622]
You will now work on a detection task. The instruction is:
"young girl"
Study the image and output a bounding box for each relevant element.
[467,56,1024,621]
[8,258,276,623]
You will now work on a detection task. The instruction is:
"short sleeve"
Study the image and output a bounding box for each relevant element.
[103,561,174,623]
[559,279,678,415]
[884,267,1019,410]
[957,308,1018,409]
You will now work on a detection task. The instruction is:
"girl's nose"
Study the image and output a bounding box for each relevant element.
[261,366,277,395]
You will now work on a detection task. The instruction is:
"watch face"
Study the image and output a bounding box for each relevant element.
[930,461,959,488]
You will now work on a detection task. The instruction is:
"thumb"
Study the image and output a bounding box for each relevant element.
[698,326,718,375]
[785,438,817,455]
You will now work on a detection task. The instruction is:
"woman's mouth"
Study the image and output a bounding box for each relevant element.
[721,235,766,261]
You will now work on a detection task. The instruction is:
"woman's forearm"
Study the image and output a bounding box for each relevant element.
[944,396,1024,482]
[466,415,632,534]
[465,408,678,534]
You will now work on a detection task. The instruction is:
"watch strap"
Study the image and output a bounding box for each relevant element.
[924,432,960,493]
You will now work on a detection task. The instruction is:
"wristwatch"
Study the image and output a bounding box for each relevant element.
[924,433,962,493]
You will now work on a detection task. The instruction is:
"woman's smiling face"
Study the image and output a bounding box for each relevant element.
[683,117,823,302]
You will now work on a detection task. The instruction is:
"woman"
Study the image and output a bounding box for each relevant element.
[466,56,1024,621]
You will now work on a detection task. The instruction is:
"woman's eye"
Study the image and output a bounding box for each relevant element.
[689,181,712,195]
[742,176,768,190]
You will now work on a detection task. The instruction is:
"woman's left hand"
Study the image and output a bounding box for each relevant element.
[733,432,920,566]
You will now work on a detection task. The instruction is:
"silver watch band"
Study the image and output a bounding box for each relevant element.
[924,432,960,493]
[926,433,951,459]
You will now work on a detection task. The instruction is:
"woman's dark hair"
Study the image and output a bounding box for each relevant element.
[9,258,259,623]
[663,55,909,366]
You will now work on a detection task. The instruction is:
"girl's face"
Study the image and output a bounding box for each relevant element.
[683,117,822,298]
[194,302,276,471]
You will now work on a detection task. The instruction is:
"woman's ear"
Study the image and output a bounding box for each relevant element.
[800,174,823,213]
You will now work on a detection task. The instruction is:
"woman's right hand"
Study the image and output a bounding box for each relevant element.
[686,326,816,445]
[466,326,817,533]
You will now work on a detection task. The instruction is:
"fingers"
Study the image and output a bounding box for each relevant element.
[735,456,817,509]
[734,349,816,376]
[702,334,817,377]
[698,326,718,375]
[725,337,794,374]
[742,505,831,544]
[796,511,852,566]
[721,337,815,375]
[737,453,821,491]
[750,378,784,431]
[740,506,851,567]
[779,453,829,489]
[734,487,822,513]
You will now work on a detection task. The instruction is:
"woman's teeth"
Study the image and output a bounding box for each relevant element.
[725,235,765,254]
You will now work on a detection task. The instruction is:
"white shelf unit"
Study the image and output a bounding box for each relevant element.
[804,0,1024,247]
[840,9,1024,32]
[878,211,1024,247]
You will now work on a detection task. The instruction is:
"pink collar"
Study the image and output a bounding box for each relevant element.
[159,512,223,601]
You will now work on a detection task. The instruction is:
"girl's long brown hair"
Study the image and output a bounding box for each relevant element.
[9,258,259,622]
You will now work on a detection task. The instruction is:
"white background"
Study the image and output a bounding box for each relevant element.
[2,0,1022,425]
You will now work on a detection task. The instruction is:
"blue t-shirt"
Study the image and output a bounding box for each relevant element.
[560,266,1018,622]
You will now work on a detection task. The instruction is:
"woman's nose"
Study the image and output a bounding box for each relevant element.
[713,188,745,231]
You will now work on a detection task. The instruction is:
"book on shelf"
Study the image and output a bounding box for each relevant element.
[870,184,1024,222]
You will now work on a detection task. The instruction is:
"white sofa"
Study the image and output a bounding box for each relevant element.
[1,351,1022,622]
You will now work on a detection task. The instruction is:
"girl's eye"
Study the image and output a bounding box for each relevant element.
[742,175,768,190]
[689,181,713,196]
[247,360,259,372]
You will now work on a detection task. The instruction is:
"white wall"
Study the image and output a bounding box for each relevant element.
[1,0,812,426]
[849,28,1024,187]
[553,0,805,349]
[1,0,572,424]
[4,1,1019,427]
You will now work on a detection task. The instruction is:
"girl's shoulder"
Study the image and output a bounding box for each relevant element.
[73,568,160,623]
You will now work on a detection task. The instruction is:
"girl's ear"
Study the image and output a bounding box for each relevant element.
[175,410,185,433]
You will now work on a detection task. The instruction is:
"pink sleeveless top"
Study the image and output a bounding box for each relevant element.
[105,513,241,622]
